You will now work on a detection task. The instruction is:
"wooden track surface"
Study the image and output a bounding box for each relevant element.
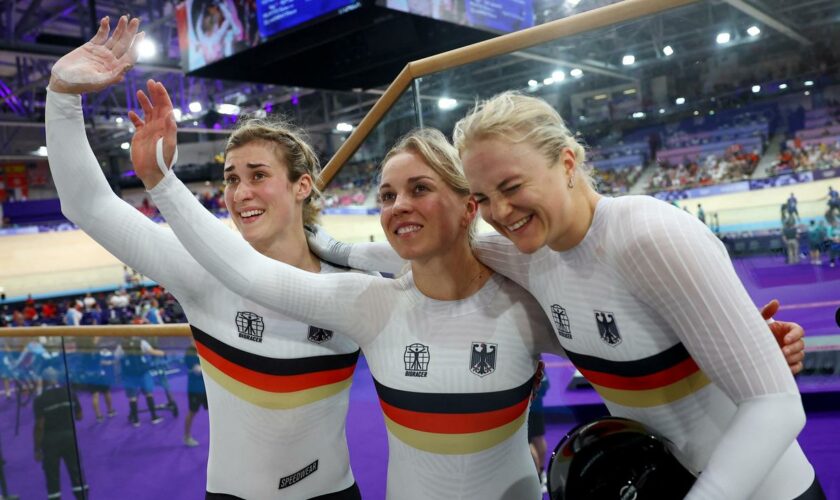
[0,215,387,298]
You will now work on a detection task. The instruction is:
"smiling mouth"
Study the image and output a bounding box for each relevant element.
[395,224,422,235]
[505,215,532,232]
[239,209,265,222]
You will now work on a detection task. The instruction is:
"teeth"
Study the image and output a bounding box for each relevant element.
[240,210,265,218]
[506,215,531,232]
[396,225,421,235]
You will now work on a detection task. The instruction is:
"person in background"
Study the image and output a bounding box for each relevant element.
[807,220,827,265]
[118,336,166,426]
[64,301,82,326]
[827,221,840,268]
[528,356,549,493]
[787,192,800,222]
[783,215,800,264]
[33,367,87,500]
[183,343,207,447]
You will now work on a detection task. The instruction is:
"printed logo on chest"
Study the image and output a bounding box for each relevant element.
[307,326,333,344]
[470,342,497,377]
[235,311,264,343]
[404,343,430,377]
[551,304,573,339]
[594,310,621,347]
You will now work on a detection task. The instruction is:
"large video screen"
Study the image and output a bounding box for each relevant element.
[176,0,361,71]
[384,0,533,33]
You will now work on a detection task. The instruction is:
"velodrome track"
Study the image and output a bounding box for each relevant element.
[1,216,838,499]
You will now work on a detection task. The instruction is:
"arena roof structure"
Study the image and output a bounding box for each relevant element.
[0,0,837,173]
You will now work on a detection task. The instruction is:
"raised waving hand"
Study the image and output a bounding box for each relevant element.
[49,15,143,94]
[127,80,178,189]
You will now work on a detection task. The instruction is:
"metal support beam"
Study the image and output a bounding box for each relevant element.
[721,0,811,46]
[14,0,44,39]
[512,51,637,82]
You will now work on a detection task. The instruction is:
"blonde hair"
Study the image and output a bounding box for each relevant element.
[225,116,322,226]
[381,128,476,240]
[452,91,595,187]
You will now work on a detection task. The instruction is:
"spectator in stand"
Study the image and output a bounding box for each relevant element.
[697,203,706,224]
[64,301,82,326]
[82,293,96,310]
[782,216,800,264]
[22,301,38,324]
[41,301,58,323]
[144,298,164,324]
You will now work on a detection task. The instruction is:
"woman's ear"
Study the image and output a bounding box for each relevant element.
[295,174,313,202]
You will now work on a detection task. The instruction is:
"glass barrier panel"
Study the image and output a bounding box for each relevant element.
[63,334,199,499]
[1,335,86,499]
[320,85,419,244]
[411,0,839,490]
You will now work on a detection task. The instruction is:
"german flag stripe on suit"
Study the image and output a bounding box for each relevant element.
[565,342,711,408]
[190,326,359,409]
[373,374,536,455]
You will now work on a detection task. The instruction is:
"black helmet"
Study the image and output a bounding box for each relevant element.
[547,417,696,500]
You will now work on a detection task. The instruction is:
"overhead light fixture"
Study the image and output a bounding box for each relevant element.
[172,108,182,121]
[752,85,761,93]
[659,108,666,114]
[716,32,731,44]
[709,110,715,115]
[437,98,457,110]
[693,110,700,116]
[551,70,565,81]
[632,111,646,119]
[746,26,761,37]
[623,88,636,95]
[115,116,124,124]
[192,121,199,126]
[188,101,202,113]
[570,68,583,78]
[804,91,811,96]
[543,77,555,85]
[120,142,130,150]
[804,80,814,87]
[217,103,241,115]
[663,45,674,56]
[137,38,157,60]
[675,97,686,105]
[593,94,608,100]
[528,79,538,88]
[779,83,788,90]
[622,55,635,66]
[336,122,353,132]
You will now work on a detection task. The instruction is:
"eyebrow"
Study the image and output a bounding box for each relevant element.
[224,162,270,173]
[379,175,435,190]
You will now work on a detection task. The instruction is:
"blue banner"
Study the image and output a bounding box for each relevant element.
[814,168,839,181]
[748,171,814,190]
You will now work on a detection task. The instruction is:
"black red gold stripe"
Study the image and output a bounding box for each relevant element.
[191,325,359,409]
[374,375,535,454]
[565,343,710,407]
